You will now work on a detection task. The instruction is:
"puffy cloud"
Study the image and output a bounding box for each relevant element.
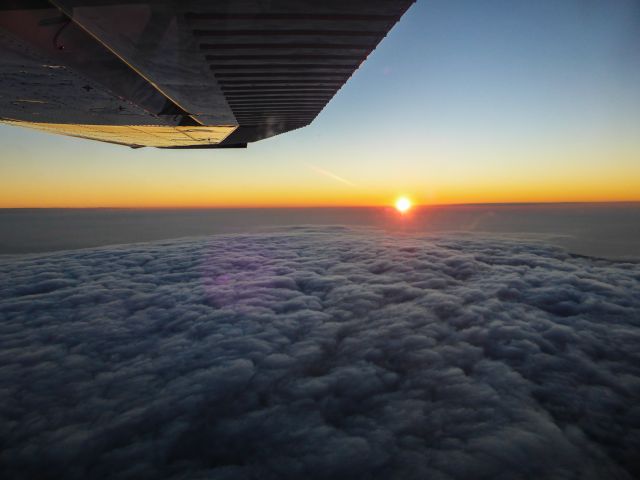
[0,227,639,479]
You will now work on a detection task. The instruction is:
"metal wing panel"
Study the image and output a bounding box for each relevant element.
[1,0,414,148]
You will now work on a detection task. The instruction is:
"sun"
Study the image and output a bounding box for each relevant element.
[395,196,412,213]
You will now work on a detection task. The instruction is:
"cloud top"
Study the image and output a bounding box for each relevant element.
[1,228,639,479]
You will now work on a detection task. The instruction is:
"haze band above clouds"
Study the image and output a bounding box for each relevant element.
[1,227,639,479]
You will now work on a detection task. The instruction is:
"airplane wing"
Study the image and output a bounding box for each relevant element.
[0,0,414,148]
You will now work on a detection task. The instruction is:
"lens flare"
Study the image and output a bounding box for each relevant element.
[395,196,412,213]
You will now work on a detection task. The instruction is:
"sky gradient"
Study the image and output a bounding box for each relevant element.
[1,0,639,208]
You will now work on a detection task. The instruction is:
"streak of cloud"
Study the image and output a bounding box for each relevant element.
[305,163,358,187]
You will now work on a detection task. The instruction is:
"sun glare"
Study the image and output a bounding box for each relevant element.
[395,196,412,213]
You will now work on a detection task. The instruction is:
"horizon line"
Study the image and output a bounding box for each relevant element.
[1,200,640,210]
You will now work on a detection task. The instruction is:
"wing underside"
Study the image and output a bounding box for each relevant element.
[0,0,414,148]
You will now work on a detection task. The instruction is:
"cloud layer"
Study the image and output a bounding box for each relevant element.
[1,227,639,479]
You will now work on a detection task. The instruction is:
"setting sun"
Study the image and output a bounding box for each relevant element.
[395,196,412,213]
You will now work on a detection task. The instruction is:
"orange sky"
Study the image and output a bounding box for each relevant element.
[1,122,638,208]
[1,145,638,208]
